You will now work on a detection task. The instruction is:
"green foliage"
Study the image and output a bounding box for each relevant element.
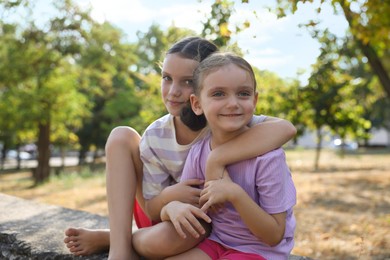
[202,0,234,46]
[135,24,196,75]
[270,0,390,97]
[0,0,96,183]
[201,0,249,48]
[131,73,165,134]
[75,21,141,156]
[255,69,286,115]
[48,60,90,147]
[2,0,389,180]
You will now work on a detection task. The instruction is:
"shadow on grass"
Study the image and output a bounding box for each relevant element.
[306,174,390,215]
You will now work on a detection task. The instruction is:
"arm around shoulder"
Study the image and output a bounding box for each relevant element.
[205,117,296,180]
[263,116,297,140]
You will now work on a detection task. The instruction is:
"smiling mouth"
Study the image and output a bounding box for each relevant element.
[168,100,184,106]
[220,114,242,117]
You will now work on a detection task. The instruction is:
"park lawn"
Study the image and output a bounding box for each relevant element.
[0,149,389,259]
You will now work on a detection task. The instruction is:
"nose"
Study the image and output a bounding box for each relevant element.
[169,82,181,97]
[226,95,239,108]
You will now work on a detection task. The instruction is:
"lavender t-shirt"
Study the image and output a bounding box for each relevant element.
[141,114,267,200]
[181,133,296,260]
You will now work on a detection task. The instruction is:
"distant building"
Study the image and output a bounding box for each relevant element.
[367,128,390,147]
[291,127,390,149]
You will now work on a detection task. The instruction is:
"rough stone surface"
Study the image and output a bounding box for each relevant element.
[0,193,108,259]
[0,193,311,260]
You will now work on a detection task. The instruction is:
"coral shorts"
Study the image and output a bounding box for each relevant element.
[197,238,266,260]
[134,200,160,228]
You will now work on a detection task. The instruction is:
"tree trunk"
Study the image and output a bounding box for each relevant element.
[340,1,390,97]
[60,145,66,168]
[34,122,51,184]
[78,148,87,165]
[16,145,21,170]
[314,127,323,171]
[0,145,6,170]
[339,138,346,158]
[359,43,390,97]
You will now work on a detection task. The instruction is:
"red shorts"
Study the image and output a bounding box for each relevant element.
[133,200,152,228]
[197,238,266,260]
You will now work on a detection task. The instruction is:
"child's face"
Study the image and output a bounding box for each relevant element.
[191,63,257,134]
[161,53,199,116]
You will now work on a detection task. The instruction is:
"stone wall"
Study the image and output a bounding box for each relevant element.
[0,193,311,260]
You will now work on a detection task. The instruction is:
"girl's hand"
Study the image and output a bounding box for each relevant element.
[200,171,236,212]
[163,179,204,207]
[162,201,211,239]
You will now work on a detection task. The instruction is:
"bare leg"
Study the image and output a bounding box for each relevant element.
[133,220,211,259]
[64,127,143,259]
[106,127,143,260]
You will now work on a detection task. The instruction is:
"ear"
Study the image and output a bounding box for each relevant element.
[190,94,203,115]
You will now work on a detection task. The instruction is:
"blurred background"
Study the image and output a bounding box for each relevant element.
[0,0,389,259]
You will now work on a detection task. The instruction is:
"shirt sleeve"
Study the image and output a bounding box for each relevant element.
[256,148,296,214]
[249,114,267,126]
[140,137,173,200]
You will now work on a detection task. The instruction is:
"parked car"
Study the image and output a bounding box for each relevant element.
[6,150,33,160]
[332,139,358,151]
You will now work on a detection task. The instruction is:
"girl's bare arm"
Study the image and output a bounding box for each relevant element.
[228,183,286,246]
[206,117,296,180]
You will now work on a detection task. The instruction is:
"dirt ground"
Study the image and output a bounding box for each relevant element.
[1,149,389,259]
[287,149,390,260]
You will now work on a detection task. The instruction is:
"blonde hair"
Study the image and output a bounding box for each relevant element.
[193,52,257,96]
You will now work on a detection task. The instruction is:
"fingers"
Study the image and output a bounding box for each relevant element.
[200,182,227,212]
[172,219,188,239]
[171,205,211,239]
[201,201,225,215]
[180,213,203,238]
[188,185,203,207]
[201,201,211,213]
[190,187,201,197]
[179,179,203,205]
[200,188,212,211]
[200,186,207,197]
[199,185,212,208]
[185,208,212,237]
[193,208,212,224]
[172,215,202,239]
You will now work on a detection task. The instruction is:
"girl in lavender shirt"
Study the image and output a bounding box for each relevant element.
[161,52,297,260]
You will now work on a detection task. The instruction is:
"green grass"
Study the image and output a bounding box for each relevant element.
[48,167,105,189]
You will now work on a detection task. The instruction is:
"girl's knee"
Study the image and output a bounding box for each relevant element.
[106,126,140,151]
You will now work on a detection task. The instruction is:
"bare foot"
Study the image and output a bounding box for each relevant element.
[64,227,110,256]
